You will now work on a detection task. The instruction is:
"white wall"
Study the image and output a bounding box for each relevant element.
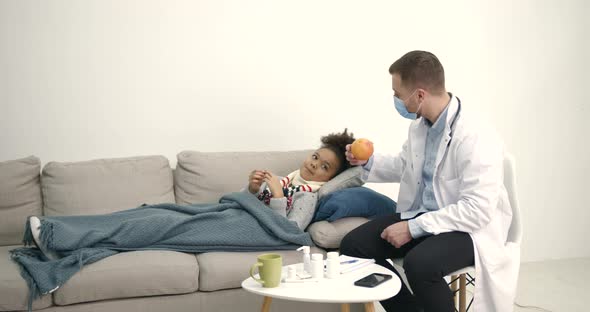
[0,0,587,262]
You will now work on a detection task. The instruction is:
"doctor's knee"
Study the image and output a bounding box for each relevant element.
[403,251,439,281]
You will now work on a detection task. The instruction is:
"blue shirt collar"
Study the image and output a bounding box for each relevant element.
[425,98,451,134]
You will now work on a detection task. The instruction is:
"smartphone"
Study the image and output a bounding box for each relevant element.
[353,273,392,288]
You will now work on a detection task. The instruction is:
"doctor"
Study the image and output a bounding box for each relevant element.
[340,51,519,312]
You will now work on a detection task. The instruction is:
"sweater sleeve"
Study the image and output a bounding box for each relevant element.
[240,177,317,230]
[268,197,288,217]
[286,192,318,230]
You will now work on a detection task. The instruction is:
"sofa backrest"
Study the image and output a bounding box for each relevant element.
[174,150,312,205]
[0,156,43,246]
[0,151,314,244]
[42,155,175,216]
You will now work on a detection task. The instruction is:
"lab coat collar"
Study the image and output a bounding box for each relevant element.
[408,93,460,176]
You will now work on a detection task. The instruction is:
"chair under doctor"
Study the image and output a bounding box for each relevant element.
[391,153,522,312]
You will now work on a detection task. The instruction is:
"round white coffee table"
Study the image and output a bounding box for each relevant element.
[242,263,400,312]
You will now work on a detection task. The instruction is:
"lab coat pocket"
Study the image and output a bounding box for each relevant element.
[398,172,418,210]
[437,176,461,205]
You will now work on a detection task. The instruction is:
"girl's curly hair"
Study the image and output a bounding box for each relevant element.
[320,128,356,175]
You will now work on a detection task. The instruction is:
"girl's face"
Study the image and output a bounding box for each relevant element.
[299,148,340,182]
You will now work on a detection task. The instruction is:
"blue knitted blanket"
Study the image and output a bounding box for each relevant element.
[10,192,313,310]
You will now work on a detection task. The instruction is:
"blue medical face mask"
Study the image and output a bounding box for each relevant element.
[394,89,419,120]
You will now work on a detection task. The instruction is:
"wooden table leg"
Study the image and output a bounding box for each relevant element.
[364,302,375,312]
[341,303,350,312]
[261,296,272,312]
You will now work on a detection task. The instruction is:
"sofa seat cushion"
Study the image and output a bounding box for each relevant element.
[196,247,325,291]
[42,155,175,216]
[0,156,43,246]
[0,246,53,311]
[308,218,370,249]
[53,250,199,306]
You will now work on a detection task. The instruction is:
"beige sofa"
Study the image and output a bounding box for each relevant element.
[0,151,371,312]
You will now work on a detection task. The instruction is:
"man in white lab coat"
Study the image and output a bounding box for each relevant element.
[340,51,519,312]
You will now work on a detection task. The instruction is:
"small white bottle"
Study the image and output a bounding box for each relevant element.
[287,265,297,280]
[311,253,324,279]
[283,265,302,283]
[297,246,311,273]
[325,251,340,279]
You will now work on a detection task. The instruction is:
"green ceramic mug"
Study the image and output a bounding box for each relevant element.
[249,253,283,288]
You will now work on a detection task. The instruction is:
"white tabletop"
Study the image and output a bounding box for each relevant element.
[241,263,401,304]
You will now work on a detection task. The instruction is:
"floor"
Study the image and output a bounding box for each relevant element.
[374,257,589,312]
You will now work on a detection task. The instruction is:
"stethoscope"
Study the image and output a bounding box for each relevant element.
[437,96,461,173]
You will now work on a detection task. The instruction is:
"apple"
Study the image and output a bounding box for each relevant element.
[351,138,374,161]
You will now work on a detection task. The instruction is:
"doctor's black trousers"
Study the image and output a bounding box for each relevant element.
[339,213,474,312]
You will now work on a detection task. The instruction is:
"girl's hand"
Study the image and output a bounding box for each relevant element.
[264,171,284,198]
[248,170,266,194]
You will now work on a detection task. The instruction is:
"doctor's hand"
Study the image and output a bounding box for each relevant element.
[345,144,369,166]
[381,221,412,248]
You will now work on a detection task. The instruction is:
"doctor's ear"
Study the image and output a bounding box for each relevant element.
[417,89,427,100]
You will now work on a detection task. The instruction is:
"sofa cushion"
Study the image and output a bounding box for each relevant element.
[174,150,312,205]
[308,218,370,249]
[0,246,53,311]
[0,156,43,246]
[196,247,325,291]
[42,156,175,216]
[53,250,199,306]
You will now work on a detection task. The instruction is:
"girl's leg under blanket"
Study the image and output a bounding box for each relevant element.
[38,206,182,251]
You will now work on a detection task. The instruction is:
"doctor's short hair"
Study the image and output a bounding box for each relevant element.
[389,50,446,95]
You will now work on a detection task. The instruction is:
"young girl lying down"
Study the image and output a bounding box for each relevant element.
[26,129,356,261]
[244,128,356,229]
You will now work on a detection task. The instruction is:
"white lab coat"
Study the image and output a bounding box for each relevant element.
[365,96,520,312]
